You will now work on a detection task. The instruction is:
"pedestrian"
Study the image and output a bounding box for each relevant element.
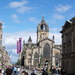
[19,68,28,75]
[6,66,13,75]
[42,68,48,75]
[22,71,29,75]
[2,69,4,74]
[17,67,20,74]
[30,70,36,75]
[61,68,66,75]
[22,71,25,75]
[0,69,3,75]
[14,66,17,74]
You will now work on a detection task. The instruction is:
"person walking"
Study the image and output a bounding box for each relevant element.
[0,69,3,75]
[18,67,28,75]
[42,68,48,75]
[14,66,17,74]
[30,70,36,75]
[61,68,66,75]
[6,66,13,75]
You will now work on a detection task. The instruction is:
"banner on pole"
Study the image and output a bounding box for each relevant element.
[17,38,22,54]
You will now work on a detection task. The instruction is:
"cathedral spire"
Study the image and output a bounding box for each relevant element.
[41,15,45,23]
[53,35,54,41]
[28,36,32,42]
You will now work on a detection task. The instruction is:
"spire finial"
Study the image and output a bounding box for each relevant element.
[53,35,54,41]
[42,11,44,19]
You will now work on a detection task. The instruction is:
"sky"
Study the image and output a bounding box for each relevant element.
[0,0,75,63]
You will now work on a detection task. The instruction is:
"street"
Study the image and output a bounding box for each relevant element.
[10,69,60,75]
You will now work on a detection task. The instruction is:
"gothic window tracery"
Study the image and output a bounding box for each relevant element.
[34,52,38,63]
[43,43,50,58]
[55,53,59,66]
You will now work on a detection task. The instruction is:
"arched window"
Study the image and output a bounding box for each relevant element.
[55,53,59,66]
[39,24,46,30]
[43,25,45,30]
[43,43,50,58]
[34,52,38,63]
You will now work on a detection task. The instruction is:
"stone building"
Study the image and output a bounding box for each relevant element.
[21,16,61,69]
[0,21,10,66]
[60,17,75,74]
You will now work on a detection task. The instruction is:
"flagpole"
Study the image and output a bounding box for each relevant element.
[20,51,21,69]
[19,38,22,69]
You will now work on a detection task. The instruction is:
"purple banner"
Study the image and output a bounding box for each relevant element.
[17,41,19,54]
[19,38,22,53]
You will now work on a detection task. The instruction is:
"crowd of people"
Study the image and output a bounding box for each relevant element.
[0,65,66,75]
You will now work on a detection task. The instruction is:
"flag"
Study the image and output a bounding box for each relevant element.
[19,38,22,52]
[17,38,22,54]
[17,41,19,54]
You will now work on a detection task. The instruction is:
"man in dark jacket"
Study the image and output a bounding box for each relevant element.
[22,71,28,75]
[42,70,48,75]
[30,70,36,75]
[6,66,13,75]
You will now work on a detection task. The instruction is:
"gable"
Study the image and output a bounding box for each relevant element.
[39,38,54,43]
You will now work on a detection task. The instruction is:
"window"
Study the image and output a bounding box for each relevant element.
[43,43,50,58]
[55,53,59,66]
[34,52,38,63]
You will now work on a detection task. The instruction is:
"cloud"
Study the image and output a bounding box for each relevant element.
[53,14,65,20]
[50,28,61,33]
[46,19,56,24]
[11,14,18,19]
[29,17,40,23]
[54,4,71,13]
[16,6,32,13]
[15,20,21,23]
[2,28,61,62]
[9,1,28,8]
[3,25,6,29]
[8,1,33,13]
[11,14,21,23]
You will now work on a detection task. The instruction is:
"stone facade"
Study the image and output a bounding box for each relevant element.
[0,21,10,66]
[21,16,61,69]
[60,17,75,74]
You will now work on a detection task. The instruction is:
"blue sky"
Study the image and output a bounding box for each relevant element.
[0,0,75,62]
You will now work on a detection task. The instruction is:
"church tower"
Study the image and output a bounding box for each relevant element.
[37,15,49,43]
[0,21,2,49]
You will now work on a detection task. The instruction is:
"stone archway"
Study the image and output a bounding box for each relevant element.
[43,58,51,71]
[21,56,24,66]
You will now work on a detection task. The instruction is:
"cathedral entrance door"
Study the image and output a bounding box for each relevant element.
[44,60,49,71]
[21,56,24,66]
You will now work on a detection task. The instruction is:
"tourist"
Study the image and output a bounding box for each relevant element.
[6,66,13,75]
[61,68,66,75]
[42,68,48,75]
[0,69,3,75]
[30,70,36,75]
[18,68,28,75]
[14,66,17,74]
